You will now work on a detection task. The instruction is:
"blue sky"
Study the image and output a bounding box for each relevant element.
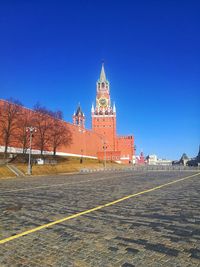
[0,0,199,159]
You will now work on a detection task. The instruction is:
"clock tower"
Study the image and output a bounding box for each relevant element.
[92,63,117,151]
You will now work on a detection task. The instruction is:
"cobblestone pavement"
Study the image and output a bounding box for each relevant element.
[0,170,200,267]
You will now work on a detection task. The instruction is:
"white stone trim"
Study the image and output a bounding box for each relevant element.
[0,146,97,159]
[92,115,116,118]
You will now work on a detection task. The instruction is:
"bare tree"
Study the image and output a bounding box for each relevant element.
[0,98,23,157]
[50,111,72,156]
[33,103,52,155]
[17,109,32,154]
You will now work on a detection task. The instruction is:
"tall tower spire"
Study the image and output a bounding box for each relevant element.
[92,63,117,152]
[93,63,115,115]
[100,62,106,82]
[113,102,116,113]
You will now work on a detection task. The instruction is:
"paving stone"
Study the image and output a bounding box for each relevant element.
[121,263,135,267]
[0,171,200,266]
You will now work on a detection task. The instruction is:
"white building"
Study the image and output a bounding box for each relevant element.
[146,154,157,165]
[146,154,172,165]
[157,159,172,165]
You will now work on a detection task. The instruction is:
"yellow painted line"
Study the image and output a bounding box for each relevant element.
[0,172,199,245]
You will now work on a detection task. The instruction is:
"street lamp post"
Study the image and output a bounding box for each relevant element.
[103,142,107,170]
[133,145,137,165]
[93,132,107,169]
[79,127,85,164]
[80,149,83,164]
[26,126,37,175]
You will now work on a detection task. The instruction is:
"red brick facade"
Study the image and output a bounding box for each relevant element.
[0,64,134,164]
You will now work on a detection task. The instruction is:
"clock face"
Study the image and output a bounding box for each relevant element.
[99,97,108,107]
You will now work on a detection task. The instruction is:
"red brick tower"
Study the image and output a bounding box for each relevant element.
[92,63,117,151]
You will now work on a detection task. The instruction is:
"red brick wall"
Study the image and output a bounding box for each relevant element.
[97,150,121,161]
[0,99,102,158]
[117,136,134,163]
[58,124,102,158]
[0,99,135,163]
